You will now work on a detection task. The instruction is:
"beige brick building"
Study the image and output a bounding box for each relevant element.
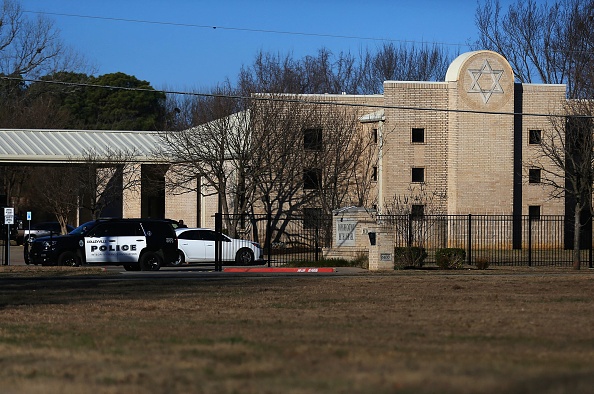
[172,50,568,229]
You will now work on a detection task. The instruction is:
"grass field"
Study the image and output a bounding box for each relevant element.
[1,266,594,393]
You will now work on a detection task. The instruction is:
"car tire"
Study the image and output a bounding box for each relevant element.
[235,248,254,265]
[123,264,140,271]
[170,250,185,266]
[58,251,81,267]
[139,252,162,271]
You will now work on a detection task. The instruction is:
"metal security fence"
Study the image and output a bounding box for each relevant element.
[378,214,593,267]
[223,213,332,266]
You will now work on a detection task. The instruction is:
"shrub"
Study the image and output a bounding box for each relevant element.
[435,248,466,270]
[475,258,490,270]
[394,247,427,269]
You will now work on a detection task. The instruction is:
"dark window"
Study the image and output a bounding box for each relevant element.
[87,223,114,237]
[529,206,541,220]
[529,129,542,144]
[141,221,175,238]
[372,166,378,181]
[303,208,323,229]
[372,128,378,144]
[529,168,541,183]
[178,230,199,240]
[188,229,229,242]
[412,128,425,143]
[303,128,323,150]
[303,168,322,189]
[89,222,144,237]
[411,205,425,219]
[411,167,425,183]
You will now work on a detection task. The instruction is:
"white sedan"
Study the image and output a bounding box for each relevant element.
[174,228,264,266]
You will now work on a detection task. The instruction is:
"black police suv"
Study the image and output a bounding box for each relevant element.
[28,218,178,271]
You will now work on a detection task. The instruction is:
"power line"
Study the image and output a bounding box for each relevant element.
[23,10,470,49]
[1,75,588,119]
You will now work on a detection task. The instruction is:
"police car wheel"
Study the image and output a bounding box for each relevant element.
[235,248,254,265]
[139,252,162,271]
[58,251,81,267]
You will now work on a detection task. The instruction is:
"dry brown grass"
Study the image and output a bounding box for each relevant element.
[1,267,594,393]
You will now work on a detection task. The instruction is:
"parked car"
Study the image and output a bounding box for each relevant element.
[174,228,263,266]
[21,222,75,244]
[28,218,178,270]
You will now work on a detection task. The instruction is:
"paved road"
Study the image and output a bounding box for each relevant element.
[0,244,364,276]
[0,244,224,273]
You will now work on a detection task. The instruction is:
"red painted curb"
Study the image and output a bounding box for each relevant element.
[223,267,335,273]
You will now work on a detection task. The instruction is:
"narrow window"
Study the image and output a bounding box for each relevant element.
[303,168,321,189]
[529,130,542,145]
[412,128,425,143]
[411,167,425,183]
[528,168,541,183]
[371,128,378,144]
[529,205,541,220]
[303,128,323,150]
[371,166,378,181]
[411,204,425,219]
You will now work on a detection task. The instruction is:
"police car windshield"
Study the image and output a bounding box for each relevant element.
[69,221,96,236]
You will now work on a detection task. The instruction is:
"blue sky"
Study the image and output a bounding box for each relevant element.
[20,1,503,91]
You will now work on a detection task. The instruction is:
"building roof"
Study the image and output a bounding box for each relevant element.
[0,129,165,163]
[359,109,385,123]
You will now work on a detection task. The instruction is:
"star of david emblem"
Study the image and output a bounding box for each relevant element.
[467,60,504,103]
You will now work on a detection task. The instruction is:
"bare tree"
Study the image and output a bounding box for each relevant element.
[526,102,593,269]
[360,42,452,94]
[74,148,142,220]
[380,184,447,267]
[30,165,79,235]
[303,105,375,214]
[158,84,254,237]
[474,0,593,98]
[0,0,89,79]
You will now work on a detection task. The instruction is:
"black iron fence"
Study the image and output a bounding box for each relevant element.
[223,213,332,266]
[221,213,592,268]
[379,214,593,267]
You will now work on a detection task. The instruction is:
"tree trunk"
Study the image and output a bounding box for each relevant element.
[573,206,581,270]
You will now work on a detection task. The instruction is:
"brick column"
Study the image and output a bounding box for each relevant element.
[368,230,395,271]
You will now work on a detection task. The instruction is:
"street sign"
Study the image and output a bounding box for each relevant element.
[4,207,14,225]
[27,211,31,221]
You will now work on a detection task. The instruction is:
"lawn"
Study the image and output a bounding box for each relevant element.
[0,267,593,393]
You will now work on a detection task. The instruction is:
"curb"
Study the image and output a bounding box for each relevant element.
[223,267,336,273]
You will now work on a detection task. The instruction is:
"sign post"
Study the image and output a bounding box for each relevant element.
[4,207,14,265]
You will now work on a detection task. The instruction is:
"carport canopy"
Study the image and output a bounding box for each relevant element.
[0,129,167,164]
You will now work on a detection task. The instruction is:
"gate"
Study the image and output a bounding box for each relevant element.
[223,213,332,266]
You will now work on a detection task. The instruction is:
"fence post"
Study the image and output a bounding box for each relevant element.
[314,225,320,261]
[407,214,413,248]
[266,210,272,267]
[467,214,472,265]
[588,215,592,268]
[528,215,532,267]
[215,212,222,272]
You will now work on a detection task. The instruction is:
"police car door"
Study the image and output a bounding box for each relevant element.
[84,222,146,263]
